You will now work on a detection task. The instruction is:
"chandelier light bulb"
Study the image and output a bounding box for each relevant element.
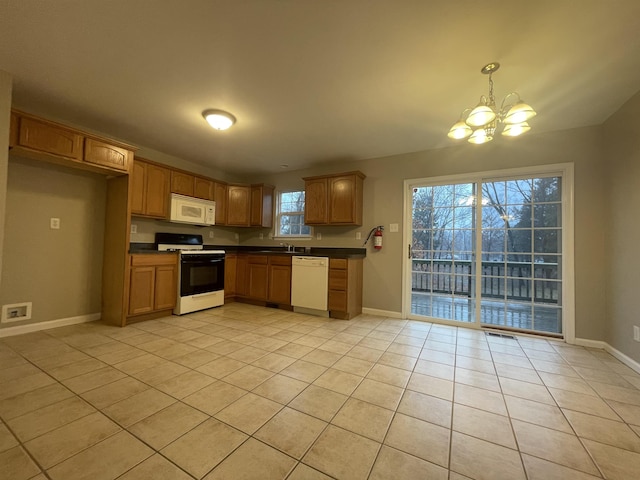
[466,104,496,127]
[468,128,493,144]
[202,109,236,130]
[502,122,531,137]
[448,121,472,139]
[504,102,537,124]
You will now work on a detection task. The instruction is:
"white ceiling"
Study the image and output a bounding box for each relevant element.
[1,1,640,175]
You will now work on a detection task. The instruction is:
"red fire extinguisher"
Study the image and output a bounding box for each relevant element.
[364,225,384,250]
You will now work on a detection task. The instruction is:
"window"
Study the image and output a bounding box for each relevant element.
[275,191,312,238]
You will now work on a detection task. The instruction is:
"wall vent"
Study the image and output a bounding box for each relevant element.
[1,302,32,323]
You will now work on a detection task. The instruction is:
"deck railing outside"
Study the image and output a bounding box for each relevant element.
[411,259,559,304]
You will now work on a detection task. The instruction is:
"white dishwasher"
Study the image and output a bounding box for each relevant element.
[291,256,329,312]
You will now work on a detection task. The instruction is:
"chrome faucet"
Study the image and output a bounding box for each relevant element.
[280,242,295,252]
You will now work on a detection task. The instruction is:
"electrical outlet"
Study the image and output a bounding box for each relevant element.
[235,233,239,240]
[634,325,640,342]
[355,232,361,240]
[316,232,322,240]
[130,224,137,234]
[259,233,264,240]
[209,231,214,238]
[50,218,60,230]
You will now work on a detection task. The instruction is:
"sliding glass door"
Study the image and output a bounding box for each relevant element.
[406,166,572,337]
[410,182,477,323]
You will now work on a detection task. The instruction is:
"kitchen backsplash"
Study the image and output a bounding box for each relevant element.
[129,217,239,245]
[130,217,368,249]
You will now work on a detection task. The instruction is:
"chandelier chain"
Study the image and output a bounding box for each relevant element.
[488,73,495,107]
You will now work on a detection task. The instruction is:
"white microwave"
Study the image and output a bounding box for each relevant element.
[169,194,215,226]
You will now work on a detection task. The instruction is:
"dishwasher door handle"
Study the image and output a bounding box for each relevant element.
[292,256,328,267]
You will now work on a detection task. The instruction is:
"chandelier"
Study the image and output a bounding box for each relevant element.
[448,63,536,144]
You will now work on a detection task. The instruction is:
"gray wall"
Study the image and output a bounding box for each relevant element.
[603,90,640,363]
[0,157,106,326]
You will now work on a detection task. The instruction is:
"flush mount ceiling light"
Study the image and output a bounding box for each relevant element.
[448,63,536,145]
[202,109,236,130]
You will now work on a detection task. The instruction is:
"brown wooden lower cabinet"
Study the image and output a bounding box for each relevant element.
[268,256,292,305]
[228,253,291,307]
[224,253,238,298]
[236,254,249,297]
[227,252,360,315]
[128,254,177,317]
[154,265,177,310]
[247,255,269,301]
[328,257,363,319]
[128,265,155,316]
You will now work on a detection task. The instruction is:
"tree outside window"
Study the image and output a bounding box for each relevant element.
[276,191,312,237]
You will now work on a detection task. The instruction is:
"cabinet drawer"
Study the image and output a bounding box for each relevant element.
[328,270,347,290]
[269,255,292,266]
[248,255,268,265]
[328,290,347,311]
[329,258,347,270]
[130,254,178,266]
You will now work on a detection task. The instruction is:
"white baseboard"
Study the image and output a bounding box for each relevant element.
[0,313,101,338]
[573,338,607,349]
[575,337,640,374]
[361,307,403,319]
[604,343,640,374]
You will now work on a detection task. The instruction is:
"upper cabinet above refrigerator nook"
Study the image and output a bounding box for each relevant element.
[9,110,135,175]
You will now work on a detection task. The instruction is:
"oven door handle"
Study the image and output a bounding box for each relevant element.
[180,257,225,265]
[188,290,222,298]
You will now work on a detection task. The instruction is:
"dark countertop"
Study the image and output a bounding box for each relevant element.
[129,243,366,259]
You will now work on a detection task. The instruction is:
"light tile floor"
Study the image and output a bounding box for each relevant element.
[1,303,640,479]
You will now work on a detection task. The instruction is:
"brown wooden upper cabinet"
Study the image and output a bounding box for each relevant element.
[84,138,131,172]
[226,183,273,227]
[137,159,228,226]
[304,177,328,224]
[227,184,251,226]
[214,182,228,225]
[303,171,365,225]
[171,171,195,197]
[10,110,135,175]
[15,115,83,161]
[251,184,274,228]
[194,176,214,200]
[9,111,18,148]
[131,159,171,218]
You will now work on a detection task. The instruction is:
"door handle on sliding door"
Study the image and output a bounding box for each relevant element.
[408,244,412,259]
